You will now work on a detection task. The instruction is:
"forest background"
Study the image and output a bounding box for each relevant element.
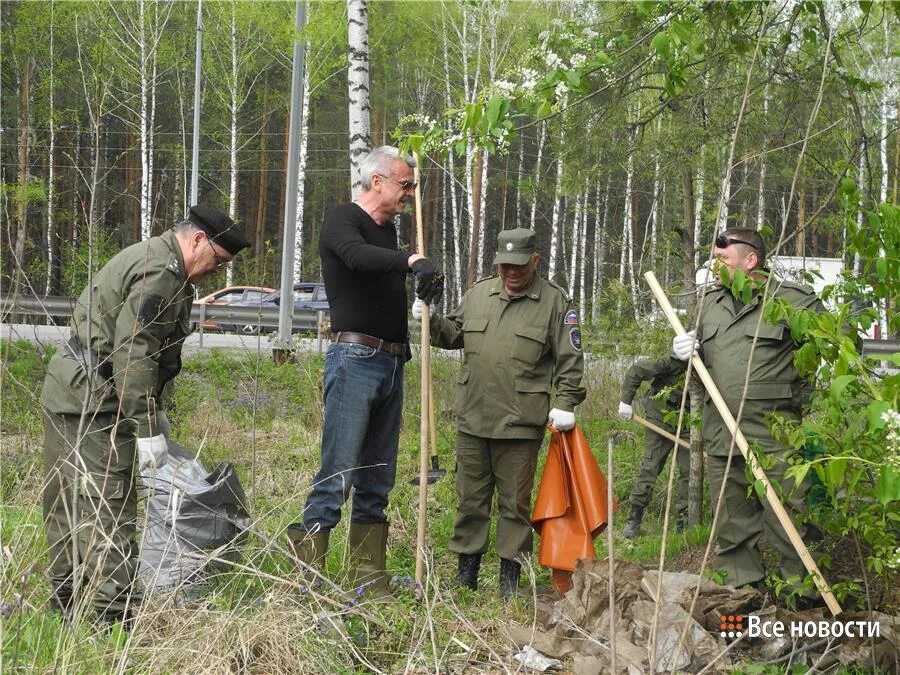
[2,0,895,318]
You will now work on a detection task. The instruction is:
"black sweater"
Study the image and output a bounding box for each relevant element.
[319,202,411,343]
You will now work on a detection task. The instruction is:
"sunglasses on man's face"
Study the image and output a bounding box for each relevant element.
[714,234,759,252]
[378,174,418,191]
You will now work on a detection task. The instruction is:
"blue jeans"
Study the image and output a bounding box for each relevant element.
[303,341,404,531]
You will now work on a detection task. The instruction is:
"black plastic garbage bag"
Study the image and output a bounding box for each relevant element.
[138,440,250,594]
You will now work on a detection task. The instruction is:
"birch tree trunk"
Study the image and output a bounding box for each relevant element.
[578,190,588,315]
[548,128,564,281]
[568,192,581,297]
[693,158,704,268]
[592,175,610,323]
[757,88,768,230]
[225,3,240,285]
[681,167,696,303]
[717,148,731,232]
[347,0,371,199]
[45,1,57,297]
[529,121,547,230]
[294,66,311,283]
[515,135,525,227]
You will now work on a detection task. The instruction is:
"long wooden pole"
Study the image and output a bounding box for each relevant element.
[644,271,841,616]
[414,154,431,586]
[633,414,691,450]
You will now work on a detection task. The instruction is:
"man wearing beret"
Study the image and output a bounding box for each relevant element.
[413,228,585,599]
[287,146,443,599]
[40,205,250,626]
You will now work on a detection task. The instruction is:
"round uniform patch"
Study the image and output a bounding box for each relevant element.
[506,242,514,251]
[564,309,579,325]
[569,327,582,351]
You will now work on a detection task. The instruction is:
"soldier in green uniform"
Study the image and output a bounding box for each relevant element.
[617,357,690,538]
[40,206,249,625]
[413,228,585,599]
[672,228,824,596]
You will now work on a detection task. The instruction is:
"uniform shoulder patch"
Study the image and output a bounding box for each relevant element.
[564,309,579,325]
[569,326,582,352]
[138,294,168,327]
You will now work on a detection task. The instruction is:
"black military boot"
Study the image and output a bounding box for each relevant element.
[622,505,644,539]
[49,585,74,618]
[457,553,482,590]
[499,558,521,601]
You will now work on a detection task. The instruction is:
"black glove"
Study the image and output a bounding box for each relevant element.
[411,258,444,305]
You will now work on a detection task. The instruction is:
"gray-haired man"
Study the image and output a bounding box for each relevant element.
[287,146,443,598]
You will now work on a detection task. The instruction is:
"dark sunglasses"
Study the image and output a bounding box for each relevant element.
[715,234,759,251]
[378,174,418,191]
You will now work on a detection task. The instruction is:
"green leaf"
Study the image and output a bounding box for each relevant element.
[876,256,887,281]
[830,374,856,399]
[875,466,900,505]
[866,400,891,431]
[824,457,848,487]
[651,32,671,59]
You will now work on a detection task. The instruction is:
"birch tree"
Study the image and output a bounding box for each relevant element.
[347,0,371,198]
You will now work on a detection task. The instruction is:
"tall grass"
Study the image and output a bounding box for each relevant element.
[1,339,700,673]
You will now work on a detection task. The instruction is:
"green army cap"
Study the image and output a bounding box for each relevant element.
[493,228,537,266]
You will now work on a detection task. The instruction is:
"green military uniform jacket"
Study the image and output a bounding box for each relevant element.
[697,279,823,456]
[430,274,586,440]
[621,356,685,421]
[40,229,194,437]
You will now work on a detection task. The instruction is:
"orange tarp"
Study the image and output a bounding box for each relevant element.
[532,425,616,592]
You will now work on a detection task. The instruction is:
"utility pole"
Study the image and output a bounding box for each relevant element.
[275,0,307,362]
[189,0,203,212]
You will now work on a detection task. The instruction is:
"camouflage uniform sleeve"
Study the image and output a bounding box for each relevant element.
[621,359,657,404]
[111,266,184,437]
[429,291,468,350]
[551,298,586,411]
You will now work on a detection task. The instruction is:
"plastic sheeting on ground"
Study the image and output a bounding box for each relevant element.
[138,440,250,596]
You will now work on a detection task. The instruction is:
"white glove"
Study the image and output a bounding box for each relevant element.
[411,297,424,321]
[137,434,168,470]
[618,401,633,420]
[548,408,576,431]
[672,330,698,361]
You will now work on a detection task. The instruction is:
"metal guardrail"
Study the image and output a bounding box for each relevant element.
[0,294,329,350]
[862,339,900,360]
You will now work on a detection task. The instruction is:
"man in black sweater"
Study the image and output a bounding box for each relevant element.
[287,146,443,599]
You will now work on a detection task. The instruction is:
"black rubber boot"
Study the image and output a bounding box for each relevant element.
[622,505,644,539]
[499,558,521,601]
[457,553,482,590]
[49,585,74,618]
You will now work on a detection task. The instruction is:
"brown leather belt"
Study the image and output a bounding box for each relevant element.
[335,331,406,356]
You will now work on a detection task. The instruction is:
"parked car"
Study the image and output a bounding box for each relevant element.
[224,282,330,335]
[194,285,275,331]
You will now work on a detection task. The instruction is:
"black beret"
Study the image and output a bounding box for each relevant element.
[187,205,250,255]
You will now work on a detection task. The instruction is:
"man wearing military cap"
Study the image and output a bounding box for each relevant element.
[414,227,585,599]
[40,205,249,626]
[671,227,825,602]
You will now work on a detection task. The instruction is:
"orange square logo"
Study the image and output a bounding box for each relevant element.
[720,614,743,638]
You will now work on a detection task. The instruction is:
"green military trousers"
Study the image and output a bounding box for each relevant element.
[628,403,690,516]
[707,451,810,588]
[42,411,140,615]
[449,431,543,561]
